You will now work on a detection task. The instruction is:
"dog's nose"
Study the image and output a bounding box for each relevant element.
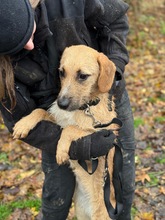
[57,96,70,110]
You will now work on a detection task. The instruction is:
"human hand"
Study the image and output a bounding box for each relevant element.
[90,129,116,158]
[69,129,116,160]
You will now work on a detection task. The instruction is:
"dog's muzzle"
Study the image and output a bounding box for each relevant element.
[57,96,71,110]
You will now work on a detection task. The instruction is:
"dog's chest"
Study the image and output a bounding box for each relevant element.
[49,101,76,128]
[49,98,116,131]
[49,102,93,129]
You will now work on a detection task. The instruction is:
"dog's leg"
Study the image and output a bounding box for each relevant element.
[73,186,91,220]
[56,125,89,165]
[13,108,51,139]
[91,206,110,220]
[75,207,90,220]
[108,147,116,209]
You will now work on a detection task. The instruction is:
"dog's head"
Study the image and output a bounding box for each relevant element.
[57,45,116,111]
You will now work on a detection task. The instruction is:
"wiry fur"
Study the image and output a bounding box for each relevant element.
[13,45,118,220]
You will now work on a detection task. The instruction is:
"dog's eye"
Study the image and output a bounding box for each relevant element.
[77,72,90,81]
[59,69,65,78]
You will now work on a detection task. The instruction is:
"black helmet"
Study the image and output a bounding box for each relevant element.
[0,0,34,55]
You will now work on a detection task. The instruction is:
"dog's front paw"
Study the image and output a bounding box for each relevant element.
[13,119,33,139]
[56,149,69,165]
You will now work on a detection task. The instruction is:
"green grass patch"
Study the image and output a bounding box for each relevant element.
[148,172,159,185]
[0,152,8,163]
[0,204,13,220]
[131,206,138,220]
[147,97,157,104]
[160,20,165,35]
[148,96,165,104]
[0,199,41,220]
[139,15,155,24]
[154,116,165,123]
[134,118,144,128]
[143,145,152,152]
[10,199,41,210]
[155,154,165,164]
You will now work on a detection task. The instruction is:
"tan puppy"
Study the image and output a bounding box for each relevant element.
[13,45,118,220]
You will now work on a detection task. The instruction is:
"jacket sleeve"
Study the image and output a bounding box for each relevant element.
[0,82,62,154]
[22,121,62,154]
[85,0,129,79]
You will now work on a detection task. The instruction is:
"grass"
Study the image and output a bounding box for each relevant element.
[131,207,138,220]
[160,20,165,35]
[154,116,165,123]
[148,172,160,186]
[0,199,41,220]
[0,198,144,220]
[155,154,165,164]
[134,117,144,128]
[0,152,9,163]
[0,204,12,220]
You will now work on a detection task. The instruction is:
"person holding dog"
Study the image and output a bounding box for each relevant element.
[0,0,136,219]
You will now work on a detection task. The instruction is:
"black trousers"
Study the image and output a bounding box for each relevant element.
[41,89,136,220]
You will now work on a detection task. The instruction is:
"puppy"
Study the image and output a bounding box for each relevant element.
[13,45,118,220]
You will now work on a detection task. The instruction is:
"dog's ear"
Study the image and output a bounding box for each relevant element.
[97,53,116,93]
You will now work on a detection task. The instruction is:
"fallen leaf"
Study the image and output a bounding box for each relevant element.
[159,186,165,195]
[138,212,154,220]
[136,167,151,184]
[19,170,36,179]
[142,188,150,194]
[31,207,39,217]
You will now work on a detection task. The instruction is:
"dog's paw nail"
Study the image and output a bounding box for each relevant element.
[56,157,63,165]
[56,152,69,165]
[12,133,19,139]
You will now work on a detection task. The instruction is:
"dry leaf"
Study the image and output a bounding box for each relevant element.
[136,167,151,184]
[138,212,154,220]
[19,170,36,179]
[31,207,39,217]
[159,186,165,195]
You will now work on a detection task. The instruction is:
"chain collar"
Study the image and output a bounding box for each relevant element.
[79,97,100,110]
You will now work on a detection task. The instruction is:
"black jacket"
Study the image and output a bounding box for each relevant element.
[0,0,129,153]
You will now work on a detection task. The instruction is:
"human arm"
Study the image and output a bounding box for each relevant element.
[1,100,115,158]
[0,81,62,154]
[0,82,115,157]
[85,0,129,79]
[69,129,116,160]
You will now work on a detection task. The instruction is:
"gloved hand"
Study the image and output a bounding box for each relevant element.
[69,129,116,160]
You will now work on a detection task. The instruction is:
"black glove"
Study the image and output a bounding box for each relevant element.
[69,129,116,160]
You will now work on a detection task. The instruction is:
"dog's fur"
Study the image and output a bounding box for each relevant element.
[13,45,118,220]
